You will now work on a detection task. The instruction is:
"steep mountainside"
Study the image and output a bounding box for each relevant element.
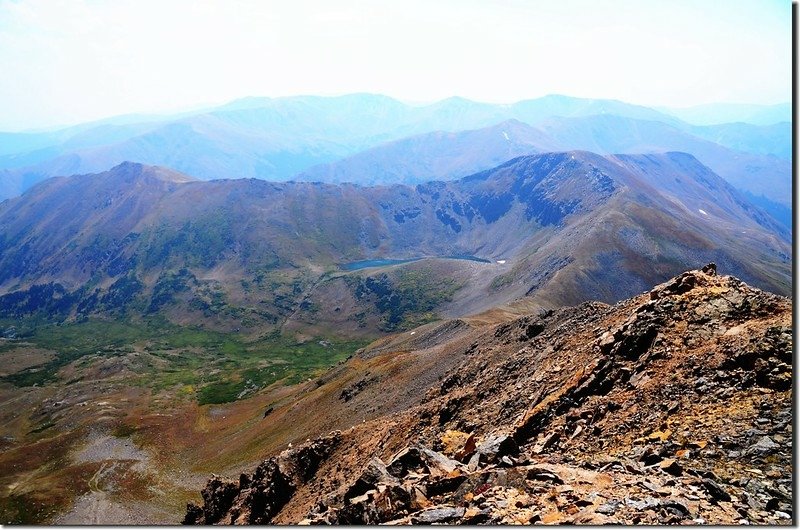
[185,266,792,525]
[0,152,789,337]
[537,115,791,207]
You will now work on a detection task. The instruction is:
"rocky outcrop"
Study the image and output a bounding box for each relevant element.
[186,266,792,525]
[183,431,341,524]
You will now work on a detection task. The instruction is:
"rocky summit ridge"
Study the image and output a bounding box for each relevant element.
[184,265,792,525]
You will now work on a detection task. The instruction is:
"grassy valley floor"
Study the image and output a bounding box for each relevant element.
[0,317,371,524]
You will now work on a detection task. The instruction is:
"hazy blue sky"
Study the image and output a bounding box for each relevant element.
[0,0,792,131]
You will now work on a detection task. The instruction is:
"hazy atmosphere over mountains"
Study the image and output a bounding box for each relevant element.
[0,0,792,526]
[0,94,792,224]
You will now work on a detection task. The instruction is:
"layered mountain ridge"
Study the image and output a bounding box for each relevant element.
[0,151,790,338]
[298,115,790,212]
[0,95,790,217]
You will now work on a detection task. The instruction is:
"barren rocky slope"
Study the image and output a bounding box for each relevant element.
[185,265,792,525]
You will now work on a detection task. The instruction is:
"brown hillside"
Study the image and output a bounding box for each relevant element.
[185,264,792,525]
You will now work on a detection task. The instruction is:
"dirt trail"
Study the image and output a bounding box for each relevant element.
[54,429,176,524]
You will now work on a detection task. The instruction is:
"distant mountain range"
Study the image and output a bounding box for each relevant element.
[657,102,791,126]
[298,115,790,216]
[296,119,560,186]
[0,95,790,224]
[0,152,789,336]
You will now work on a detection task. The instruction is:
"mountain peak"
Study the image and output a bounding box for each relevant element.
[108,160,145,173]
[105,161,195,184]
[487,118,533,130]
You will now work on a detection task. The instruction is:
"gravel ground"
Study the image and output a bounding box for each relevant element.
[54,492,176,525]
[72,430,151,464]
